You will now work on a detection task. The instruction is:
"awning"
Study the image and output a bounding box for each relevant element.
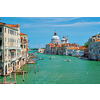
[10,50,15,52]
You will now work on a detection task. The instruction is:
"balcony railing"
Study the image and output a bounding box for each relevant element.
[9,46,17,49]
[11,56,16,61]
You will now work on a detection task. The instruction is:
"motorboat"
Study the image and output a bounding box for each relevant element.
[49,57,51,60]
[52,56,55,58]
[38,58,43,60]
[67,59,71,62]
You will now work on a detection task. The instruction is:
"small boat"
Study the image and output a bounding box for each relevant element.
[38,58,43,60]
[67,59,71,62]
[52,56,55,58]
[49,57,51,60]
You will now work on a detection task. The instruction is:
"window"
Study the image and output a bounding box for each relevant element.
[93,39,95,42]
[5,28,6,33]
[24,45,26,48]
[24,37,26,39]
[98,36,100,38]
[0,27,2,32]
[8,29,9,33]
[21,45,23,48]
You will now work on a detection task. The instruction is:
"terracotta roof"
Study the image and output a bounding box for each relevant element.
[57,45,62,47]
[46,43,55,46]
[75,46,86,50]
[95,40,100,42]
[20,32,27,35]
[62,43,70,46]
[6,24,19,28]
[0,22,5,25]
[92,35,96,38]
[68,47,78,50]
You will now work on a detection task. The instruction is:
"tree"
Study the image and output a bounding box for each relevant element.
[84,41,89,48]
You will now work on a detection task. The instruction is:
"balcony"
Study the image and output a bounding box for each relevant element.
[11,56,16,61]
[9,46,17,49]
[17,55,22,58]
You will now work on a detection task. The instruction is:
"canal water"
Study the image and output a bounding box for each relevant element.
[0,52,100,84]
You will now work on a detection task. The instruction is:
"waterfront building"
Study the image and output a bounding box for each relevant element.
[88,34,100,60]
[38,45,45,53]
[51,31,60,45]
[52,44,61,54]
[72,46,85,57]
[0,22,21,75]
[45,43,55,54]
[58,45,62,55]
[20,32,28,66]
[84,48,89,57]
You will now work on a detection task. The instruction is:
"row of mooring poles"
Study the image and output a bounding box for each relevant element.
[4,64,39,83]
[34,65,39,74]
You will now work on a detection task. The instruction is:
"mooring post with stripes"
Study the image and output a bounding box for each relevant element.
[37,65,39,72]
[14,72,16,82]
[10,69,11,79]
[35,66,36,74]
[23,71,24,81]
[4,75,6,84]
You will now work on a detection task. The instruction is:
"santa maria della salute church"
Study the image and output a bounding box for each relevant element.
[51,31,68,45]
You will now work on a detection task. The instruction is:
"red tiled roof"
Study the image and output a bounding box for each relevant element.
[95,40,100,42]
[68,47,78,50]
[46,43,55,46]
[6,24,19,28]
[0,22,5,25]
[20,32,27,35]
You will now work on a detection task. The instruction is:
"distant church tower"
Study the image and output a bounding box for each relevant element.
[38,45,41,52]
[61,35,68,44]
[65,36,68,43]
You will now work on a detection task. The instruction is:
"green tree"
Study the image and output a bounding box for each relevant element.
[84,41,89,48]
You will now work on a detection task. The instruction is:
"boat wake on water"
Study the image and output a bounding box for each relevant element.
[64,59,71,62]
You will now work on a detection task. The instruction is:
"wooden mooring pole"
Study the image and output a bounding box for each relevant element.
[23,71,24,81]
[4,75,6,84]
[35,66,36,74]
[10,69,11,79]
[14,72,16,82]
[37,65,39,72]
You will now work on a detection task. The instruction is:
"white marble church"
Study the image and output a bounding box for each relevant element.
[51,31,68,45]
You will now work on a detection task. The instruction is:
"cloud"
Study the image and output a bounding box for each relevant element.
[45,17,81,23]
[20,21,100,29]
[48,21,100,27]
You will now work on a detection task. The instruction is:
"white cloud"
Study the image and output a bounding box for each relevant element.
[44,17,81,23]
[49,21,100,27]
[21,21,100,29]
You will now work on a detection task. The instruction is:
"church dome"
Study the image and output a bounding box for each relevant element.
[51,31,60,45]
[61,38,65,41]
[51,36,60,40]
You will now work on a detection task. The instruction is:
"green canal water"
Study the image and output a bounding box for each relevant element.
[1,53,100,84]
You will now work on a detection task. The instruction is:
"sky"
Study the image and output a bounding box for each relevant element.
[1,17,100,48]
